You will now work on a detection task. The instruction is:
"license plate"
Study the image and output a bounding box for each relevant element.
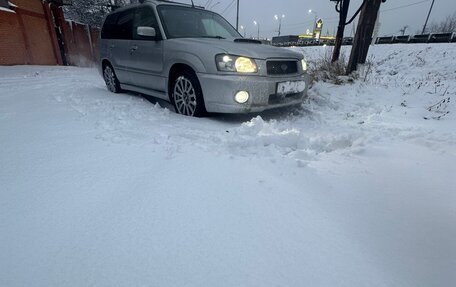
[277,80,306,95]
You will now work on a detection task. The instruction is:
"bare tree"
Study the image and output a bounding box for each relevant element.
[399,25,409,36]
[63,0,132,27]
[426,11,456,33]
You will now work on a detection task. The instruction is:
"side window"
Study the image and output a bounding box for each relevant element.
[115,9,134,40]
[101,13,118,39]
[133,7,161,40]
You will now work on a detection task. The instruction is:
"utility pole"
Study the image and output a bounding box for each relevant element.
[422,0,435,34]
[347,0,384,74]
[332,0,351,62]
[236,0,239,31]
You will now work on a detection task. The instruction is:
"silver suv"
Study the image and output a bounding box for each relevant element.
[99,0,309,117]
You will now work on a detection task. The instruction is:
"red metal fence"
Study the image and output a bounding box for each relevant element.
[0,0,99,67]
[61,20,99,67]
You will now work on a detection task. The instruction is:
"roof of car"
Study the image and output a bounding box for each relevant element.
[141,0,204,9]
[110,0,205,14]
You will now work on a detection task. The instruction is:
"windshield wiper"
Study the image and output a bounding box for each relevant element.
[199,36,226,39]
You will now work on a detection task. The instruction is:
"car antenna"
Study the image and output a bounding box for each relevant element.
[190,0,195,7]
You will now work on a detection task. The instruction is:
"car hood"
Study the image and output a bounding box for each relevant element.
[167,38,303,60]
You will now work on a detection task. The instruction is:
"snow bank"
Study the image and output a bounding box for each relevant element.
[1,44,455,287]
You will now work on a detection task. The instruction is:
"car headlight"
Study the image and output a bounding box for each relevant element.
[301,59,307,72]
[216,54,258,73]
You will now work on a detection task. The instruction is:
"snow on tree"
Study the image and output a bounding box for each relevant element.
[63,0,136,28]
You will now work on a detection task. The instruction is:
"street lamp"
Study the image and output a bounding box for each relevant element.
[253,20,260,40]
[274,14,285,36]
[240,25,246,37]
[308,9,317,36]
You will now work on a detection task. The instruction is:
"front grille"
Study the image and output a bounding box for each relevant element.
[267,60,298,75]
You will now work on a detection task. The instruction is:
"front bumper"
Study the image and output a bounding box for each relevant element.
[197,72,310,113]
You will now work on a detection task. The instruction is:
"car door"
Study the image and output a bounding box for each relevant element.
[110,9,135,85]
[100,13,118,67]
[128,7,165,94]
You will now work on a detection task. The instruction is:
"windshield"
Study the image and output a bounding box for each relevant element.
[157,5,241,39]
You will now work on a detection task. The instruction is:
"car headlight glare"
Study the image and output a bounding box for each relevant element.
[216,54,257,73]
[301,59,307,72]
[235,57,257,73]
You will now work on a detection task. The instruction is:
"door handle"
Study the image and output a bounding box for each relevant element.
[130,45,138,53]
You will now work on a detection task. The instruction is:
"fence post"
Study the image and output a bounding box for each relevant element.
[50,4,70,65]
[42,1,63,65]
[15,8,33,64]
[85,24,94,62]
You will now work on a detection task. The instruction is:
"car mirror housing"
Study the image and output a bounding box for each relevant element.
[137,26,156,38]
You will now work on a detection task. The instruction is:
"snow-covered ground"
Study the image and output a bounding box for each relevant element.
[1,44,455,287]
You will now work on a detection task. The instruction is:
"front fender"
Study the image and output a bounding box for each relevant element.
[164,51,208,75]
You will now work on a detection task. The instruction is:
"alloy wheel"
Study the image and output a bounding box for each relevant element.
[103,66,118,93]
[173,76,198,116]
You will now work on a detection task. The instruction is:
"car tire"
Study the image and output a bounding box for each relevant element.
[171,71,207,117]
[103,64,121,93]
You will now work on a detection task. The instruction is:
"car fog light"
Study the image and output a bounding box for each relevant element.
[235,91,249,104]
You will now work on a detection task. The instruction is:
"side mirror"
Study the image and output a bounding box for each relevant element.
[137,26,156,38]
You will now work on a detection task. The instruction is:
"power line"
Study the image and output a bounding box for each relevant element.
[251,0,431,37]
[380,0,430,13]
[221,0,236,15]
[276,0,430,33]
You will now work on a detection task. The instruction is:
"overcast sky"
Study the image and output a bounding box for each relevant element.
[196,0,456,38]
